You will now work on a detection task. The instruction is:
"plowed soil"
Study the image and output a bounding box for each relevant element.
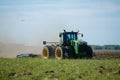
[93,50,120,59]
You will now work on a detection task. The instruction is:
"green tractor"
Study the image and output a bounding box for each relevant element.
[42,30,93,59]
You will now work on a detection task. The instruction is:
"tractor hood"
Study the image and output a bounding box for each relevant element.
[70,40,87,54]
[70,40,87,46]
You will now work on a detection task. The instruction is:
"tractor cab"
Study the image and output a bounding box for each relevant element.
[59,30,83,46]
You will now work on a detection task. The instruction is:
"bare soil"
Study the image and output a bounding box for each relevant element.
[94,50,120,59]
[0,42,41,58]
[0,42,120,59]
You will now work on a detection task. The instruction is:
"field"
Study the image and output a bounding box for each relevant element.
[0,57,120,80]
[94,50,120,59]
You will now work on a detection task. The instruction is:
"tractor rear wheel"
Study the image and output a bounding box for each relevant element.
[42,46,55,59]
[79,45,93,58]
[86,46,93,58]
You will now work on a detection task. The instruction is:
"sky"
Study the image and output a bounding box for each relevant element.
[0,0,120,46]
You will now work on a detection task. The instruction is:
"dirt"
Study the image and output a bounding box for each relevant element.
[94,50,120,59]
[45,70,55,74]
[8,72,32,77]
[8,72,16,77]
[117,70,120,74]
[96,65,106,74]
[113,69,120,75]
[95,65,120,76]
[60,69,65,73]
[0,42,120,59]
[44,70,59,79]
[0,42,41,58]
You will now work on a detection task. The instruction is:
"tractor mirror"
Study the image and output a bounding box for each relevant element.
[43,41,46,45]
[59,34,61,37]
[81,34,83,37]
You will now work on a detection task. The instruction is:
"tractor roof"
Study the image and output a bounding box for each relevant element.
[60,30,79,34]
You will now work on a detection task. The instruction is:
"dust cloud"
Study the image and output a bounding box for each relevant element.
[0,42,42,58]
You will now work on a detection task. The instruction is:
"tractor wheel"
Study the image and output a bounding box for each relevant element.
[79,45,93,58]
[42,46,55,59]
[79,45,87,58]
[55,47,63,59]
[67,46,77,59]
[86,46,93,59]
[55,47,71,59]
[55,47,66,59]
[55,46,77,59]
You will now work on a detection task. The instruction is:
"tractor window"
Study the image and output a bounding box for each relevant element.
[66,33,77,41]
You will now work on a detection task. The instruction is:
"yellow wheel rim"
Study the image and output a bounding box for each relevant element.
[56,48,62,58]
[43,48,48,59]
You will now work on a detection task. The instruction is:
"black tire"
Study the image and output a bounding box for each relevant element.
[42,46,55,59]
[55,47,63,59]
[67,46,77,59]
[79,45,87,58]
[79,45,93,58]
[55,47,67,59]
[86,46,93,58]
[55,46,76,59]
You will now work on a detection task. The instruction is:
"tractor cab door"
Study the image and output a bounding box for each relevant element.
[60,32,78,46]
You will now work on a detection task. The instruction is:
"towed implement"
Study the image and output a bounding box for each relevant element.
[42,30,93,59]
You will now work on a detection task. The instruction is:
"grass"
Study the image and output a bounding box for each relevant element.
[0,58,120,80]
